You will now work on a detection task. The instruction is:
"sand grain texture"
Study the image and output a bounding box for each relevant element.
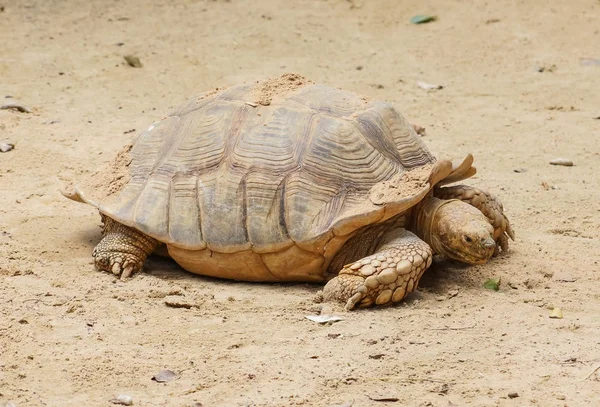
[1,1,599,406]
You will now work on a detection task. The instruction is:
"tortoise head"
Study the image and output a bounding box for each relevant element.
[418,198,495,264]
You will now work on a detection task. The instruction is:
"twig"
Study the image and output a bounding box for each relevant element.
[426,323,477,331]
[581,363,600,381]
[369,376,447,384]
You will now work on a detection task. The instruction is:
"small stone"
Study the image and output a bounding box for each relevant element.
[507,392,519,399]
[549,158,573,166]
[110,394,133,405]
[152,369,178,383]
[0,142,15,152]
[513,168,527,173]
[411,124,426,136]
[377,268,398,284]
[549,307,563,319]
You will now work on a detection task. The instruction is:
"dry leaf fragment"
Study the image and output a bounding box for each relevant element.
[410,15,437,24]
[416,81,443,90]
[367,394,400,402]
[483,278,501,291]
[305,315,344,324]
[124,55,143,68]
[580,58,600,66]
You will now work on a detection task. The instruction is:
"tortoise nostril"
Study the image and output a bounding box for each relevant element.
[482,237,496,249]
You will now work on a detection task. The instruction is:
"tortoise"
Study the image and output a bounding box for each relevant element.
[63,73,514,310]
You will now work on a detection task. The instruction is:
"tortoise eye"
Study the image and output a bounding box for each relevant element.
[464,235,473,243]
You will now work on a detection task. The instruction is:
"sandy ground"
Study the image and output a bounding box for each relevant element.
[1,0,600,406]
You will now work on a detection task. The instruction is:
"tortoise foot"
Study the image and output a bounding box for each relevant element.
[93,215,157,279]
[323,230,432,310]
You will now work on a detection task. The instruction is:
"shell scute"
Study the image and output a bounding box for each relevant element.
[74,76,444,256]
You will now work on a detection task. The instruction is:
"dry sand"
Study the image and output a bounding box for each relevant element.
[1,1,599,406]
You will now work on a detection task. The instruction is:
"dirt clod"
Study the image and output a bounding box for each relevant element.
[251,73,312,106]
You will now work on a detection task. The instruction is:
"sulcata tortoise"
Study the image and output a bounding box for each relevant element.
[63,73,514,310]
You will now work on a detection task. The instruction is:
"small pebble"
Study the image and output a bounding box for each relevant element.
[549,307,564,319]
[110,395,133,405]
[513,168,527,173]
[0,142,14,152]
[549,158,573,167]
[507,392,519,399]
[411,124,426,136]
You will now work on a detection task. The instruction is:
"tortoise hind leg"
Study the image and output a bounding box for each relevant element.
[322,229,433,310]
[93,215,158,279]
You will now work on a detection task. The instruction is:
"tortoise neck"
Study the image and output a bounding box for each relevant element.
[412,196,447,254]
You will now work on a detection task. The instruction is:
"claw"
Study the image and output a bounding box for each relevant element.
[345,292,363,311]
[121,264,134,279]
[111,262,122,275]
[506,222,515,240]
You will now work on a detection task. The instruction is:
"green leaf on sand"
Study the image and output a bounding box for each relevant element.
[483,278,501,291]
[410,15,437,24]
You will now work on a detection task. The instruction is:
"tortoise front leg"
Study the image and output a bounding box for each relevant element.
[93,215,158,279]
[435,185,514,254]
[322,229,433,310]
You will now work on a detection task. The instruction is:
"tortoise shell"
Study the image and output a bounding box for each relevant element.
[72,74,463,281]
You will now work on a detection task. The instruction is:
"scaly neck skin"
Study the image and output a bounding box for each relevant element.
[411,196,448,254]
